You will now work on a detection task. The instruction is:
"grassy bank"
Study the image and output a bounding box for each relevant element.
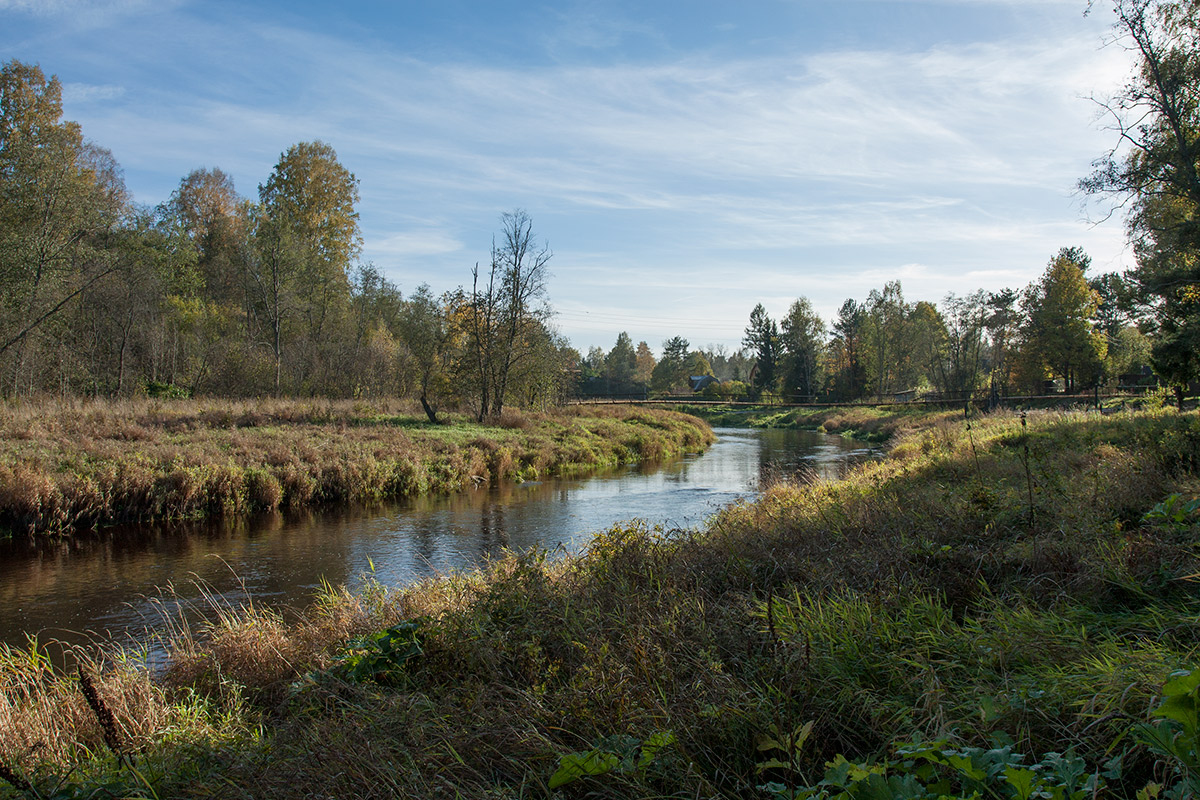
[3,407,1200,798]
[674,402,957,442]
[0,398,714,537]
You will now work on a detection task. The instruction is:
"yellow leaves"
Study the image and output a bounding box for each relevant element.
[259,140,361,269]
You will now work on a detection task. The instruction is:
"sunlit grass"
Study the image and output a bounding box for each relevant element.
[2,407,1199,798]
[0,398,714,536]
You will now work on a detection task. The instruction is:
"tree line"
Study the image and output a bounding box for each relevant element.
[579,245,1148,403]
[732,246,1147,404]
[0,60,570,419]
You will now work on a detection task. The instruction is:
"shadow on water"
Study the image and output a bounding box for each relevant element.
[0,427,879,658]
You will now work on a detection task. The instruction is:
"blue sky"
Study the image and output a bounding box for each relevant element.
[2,0,1134,354]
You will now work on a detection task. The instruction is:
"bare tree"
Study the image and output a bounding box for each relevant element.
[467,210,552,420]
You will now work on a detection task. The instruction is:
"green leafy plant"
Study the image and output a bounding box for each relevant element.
[139,379,191,399]
[548,731,675,790]
[1143,495,1200,530]
[1133,668,1200,800]
[757,721,815,778]
[761,739,1107,800]
[330,619,427,685]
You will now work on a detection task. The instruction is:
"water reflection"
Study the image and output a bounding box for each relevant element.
[0,427,877,652]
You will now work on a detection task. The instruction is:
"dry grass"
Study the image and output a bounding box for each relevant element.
[3,407,1197,798]
[0,645,173,775]
[681,401,960,444]
[0,397,713,536]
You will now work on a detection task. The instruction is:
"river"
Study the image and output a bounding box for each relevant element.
[0,427,878,655]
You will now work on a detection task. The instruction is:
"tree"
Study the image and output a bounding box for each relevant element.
[684,350,713,383]
[864,281,915,398]
[934,292,986,396]
[399,284,453,423]
[605,331,637,386]
[743,303,780,397]
[1020,248,1107,392]
[250,141,361,394]
[506,322,572,410]
[343,263,404,397]
[651,336,691,394]
[634,340,655,384]
[1107,324,1154,378]
[466,209,552,420]
[1090,271,1145,339]
[984,288,1020,391]
[89,209,200,395]
[829,299,868,401]
[0,60,128,394]
[909,300,950,395]
[779,297,826,401]
[1082,0,1200,407]
[583,346,606,378]
[163,167,246,306]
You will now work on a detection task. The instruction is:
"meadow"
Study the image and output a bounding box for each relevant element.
[0,398,714,538]
[1,405,1199,799]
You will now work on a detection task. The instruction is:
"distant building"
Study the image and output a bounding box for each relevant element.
[1118,365,1158,389]
[690,375,720,393]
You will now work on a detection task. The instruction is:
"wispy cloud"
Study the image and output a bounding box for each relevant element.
[540,1,663,55]
[3,0,1137,350]
[62,82,125,102]
[0,0,181,24]
[370,231,465,258]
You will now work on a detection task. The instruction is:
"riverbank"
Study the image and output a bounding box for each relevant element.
[0,399,714,537]
[3,407,1199,798]
[673,401,959,442]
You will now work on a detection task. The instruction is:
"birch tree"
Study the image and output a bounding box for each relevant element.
[466,210,552,419]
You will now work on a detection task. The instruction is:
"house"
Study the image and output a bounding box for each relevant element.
[689,375,720,393]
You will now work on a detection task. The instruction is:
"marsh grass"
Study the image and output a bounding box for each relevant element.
[3,407,1199,798]
[0,398,713,537]
[0,640,224,795]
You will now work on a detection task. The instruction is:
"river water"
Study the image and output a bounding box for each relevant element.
[0,428,877,654]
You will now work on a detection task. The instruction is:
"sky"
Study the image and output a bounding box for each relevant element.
[1,0,1138,355]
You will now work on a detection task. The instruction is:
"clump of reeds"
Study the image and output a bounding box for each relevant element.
[0,642,169,783]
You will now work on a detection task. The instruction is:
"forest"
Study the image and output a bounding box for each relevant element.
[581,249,1158,406]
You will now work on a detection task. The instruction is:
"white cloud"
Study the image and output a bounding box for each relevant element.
[367,231,464,258]
[62,82,125,102]
[0,0,180,20]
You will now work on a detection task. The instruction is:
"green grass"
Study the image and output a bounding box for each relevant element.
[2,406,1199,798]
[673,401,956,442]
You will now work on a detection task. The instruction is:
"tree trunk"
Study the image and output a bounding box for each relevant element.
[420,393,440,425]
